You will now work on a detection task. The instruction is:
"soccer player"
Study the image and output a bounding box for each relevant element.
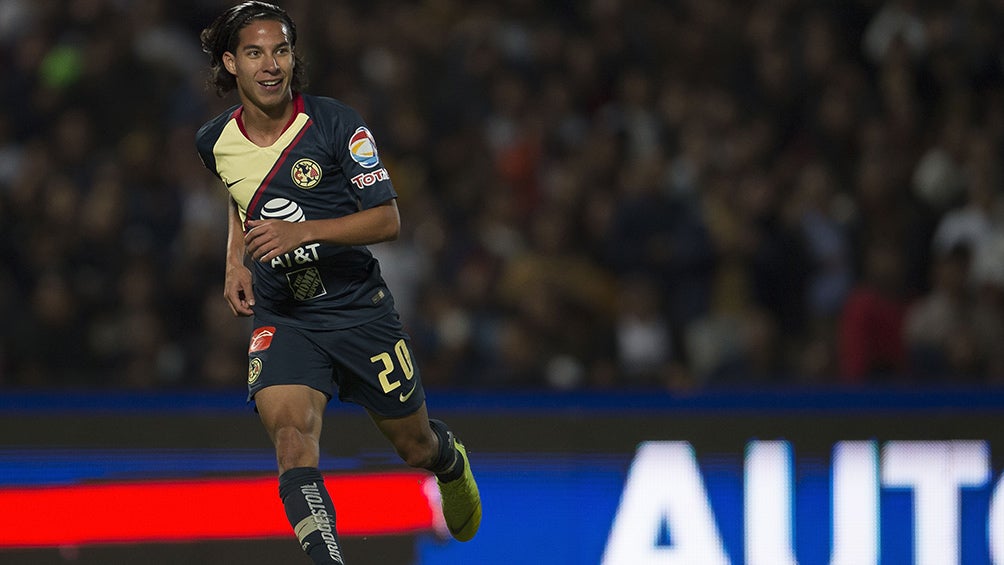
[194,3,481,563]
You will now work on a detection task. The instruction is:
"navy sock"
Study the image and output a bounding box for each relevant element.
[428,419,465,482]
[278,467,345,564]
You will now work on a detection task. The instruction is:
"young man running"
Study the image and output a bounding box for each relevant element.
[195,3,481,562]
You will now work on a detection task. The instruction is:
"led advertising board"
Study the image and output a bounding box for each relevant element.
[1,390,1002,565]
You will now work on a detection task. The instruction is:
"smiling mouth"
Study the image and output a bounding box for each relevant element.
[259,79,282,88]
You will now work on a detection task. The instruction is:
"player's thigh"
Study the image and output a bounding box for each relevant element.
[255,384,328,441]
[246,322,334,439]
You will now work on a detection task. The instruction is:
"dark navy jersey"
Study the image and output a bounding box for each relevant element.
[196,93,397,329]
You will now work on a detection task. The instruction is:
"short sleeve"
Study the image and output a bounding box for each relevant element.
[334,110,396,209]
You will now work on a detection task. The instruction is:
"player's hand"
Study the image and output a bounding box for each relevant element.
[244,219,305,263]
[224,263,255,317]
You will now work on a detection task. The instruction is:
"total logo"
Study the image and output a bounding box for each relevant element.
[351,168,389,189]
[348,126,380,168]
[603,440,1004,565]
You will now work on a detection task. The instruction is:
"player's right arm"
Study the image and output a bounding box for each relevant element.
[224,196,255,317]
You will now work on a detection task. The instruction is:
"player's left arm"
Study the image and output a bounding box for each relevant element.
[244,198,400,263]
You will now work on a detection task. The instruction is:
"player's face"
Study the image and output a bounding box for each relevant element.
[223,19,294,113]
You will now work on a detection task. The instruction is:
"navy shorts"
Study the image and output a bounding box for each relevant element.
[246,313,425,418]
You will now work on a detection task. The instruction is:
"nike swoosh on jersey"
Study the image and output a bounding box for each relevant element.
[399,382,418,403]
[225,177,246,188]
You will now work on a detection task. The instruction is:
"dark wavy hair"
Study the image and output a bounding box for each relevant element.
[199,1,307,97]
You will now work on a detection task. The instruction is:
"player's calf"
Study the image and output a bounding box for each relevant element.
[279,467,345,564]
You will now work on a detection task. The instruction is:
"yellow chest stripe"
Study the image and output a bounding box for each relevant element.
[213,113,311,222]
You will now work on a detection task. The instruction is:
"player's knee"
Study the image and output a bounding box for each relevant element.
[273,426,319,470]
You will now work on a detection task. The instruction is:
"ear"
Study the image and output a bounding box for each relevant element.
[222,51,237,76]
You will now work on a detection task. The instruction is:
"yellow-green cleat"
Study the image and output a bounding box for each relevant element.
[437,438,481,542]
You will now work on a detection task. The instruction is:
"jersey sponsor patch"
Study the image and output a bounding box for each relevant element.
[261,198,306,222]
[291,158,322,189]
[249,326,276,353]
[348,127,380,168]
[350,168,389,189]
[287,266,328,301]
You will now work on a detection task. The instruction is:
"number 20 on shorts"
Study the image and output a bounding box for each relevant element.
[370,339,415,394]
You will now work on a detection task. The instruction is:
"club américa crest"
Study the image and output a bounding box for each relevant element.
[248,357,263,384]
[291,158,321,189]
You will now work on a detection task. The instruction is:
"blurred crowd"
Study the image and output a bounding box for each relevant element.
[1,0,1003,391]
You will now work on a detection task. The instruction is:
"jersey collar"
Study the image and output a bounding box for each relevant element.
[232,92,305,143]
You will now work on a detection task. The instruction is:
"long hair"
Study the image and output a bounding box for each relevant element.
[199,1,307,97]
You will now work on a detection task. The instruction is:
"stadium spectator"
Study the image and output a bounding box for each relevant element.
[838,238,911,383]
[904,244,990,381]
